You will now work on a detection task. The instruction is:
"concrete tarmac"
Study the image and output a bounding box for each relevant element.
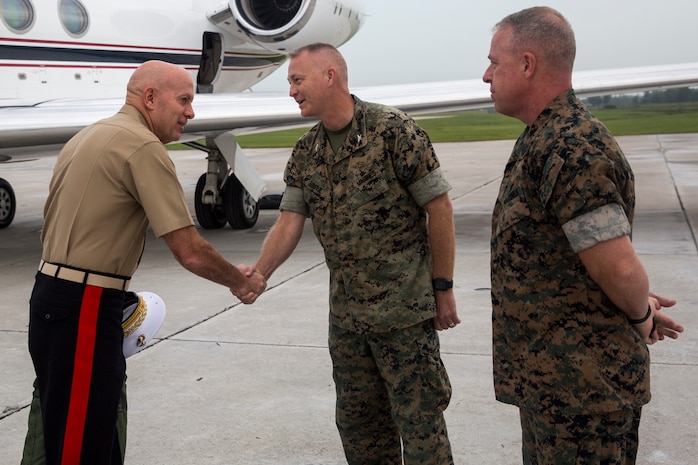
[1,135,696,464]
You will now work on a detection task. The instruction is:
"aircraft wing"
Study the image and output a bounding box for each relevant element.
[1,61,697,229]
[354,61,698,114]
[0,94,300,150]
[3,61,698,150]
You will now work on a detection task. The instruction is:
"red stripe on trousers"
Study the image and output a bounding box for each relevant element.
[61,285,102,465]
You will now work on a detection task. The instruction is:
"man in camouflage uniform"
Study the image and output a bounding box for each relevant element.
[247,43,460,464]
[483,7,684,465]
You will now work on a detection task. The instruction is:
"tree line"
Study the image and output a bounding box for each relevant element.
[586,87,698,107]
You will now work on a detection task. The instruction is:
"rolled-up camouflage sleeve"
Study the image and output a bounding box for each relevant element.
[408,167,452,206]
[562,203,631,253]
[279,185,309,216]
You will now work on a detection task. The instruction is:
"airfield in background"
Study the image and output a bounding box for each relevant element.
[1,135,696,464]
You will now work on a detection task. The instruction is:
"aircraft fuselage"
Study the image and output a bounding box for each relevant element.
[0,0,365,101]
[0,0,366,228]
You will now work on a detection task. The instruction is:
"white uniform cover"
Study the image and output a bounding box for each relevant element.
[121,291,166,358]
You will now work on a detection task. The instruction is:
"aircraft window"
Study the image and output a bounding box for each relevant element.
[1,0,35,33]
[59,0,89,36]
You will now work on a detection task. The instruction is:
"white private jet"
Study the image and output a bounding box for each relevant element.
[1,0,698,230]
[0,0,367,229]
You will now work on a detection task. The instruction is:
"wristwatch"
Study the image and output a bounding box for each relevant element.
[432,278,453,291]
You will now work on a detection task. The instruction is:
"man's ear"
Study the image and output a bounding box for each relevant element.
[143,88,156,108]
[522,52,537,77]
[326,67,336,85]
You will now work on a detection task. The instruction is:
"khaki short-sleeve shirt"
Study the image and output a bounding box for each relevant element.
[41,105,194,276]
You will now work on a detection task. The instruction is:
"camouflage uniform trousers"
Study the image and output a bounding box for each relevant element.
[21,379,128,465]
[329,319,454,465]
[519,407,641,465]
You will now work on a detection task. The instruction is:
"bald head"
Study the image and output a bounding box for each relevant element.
[125,60,195,144]
[126,60,192,103]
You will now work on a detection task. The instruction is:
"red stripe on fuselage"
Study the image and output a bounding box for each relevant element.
[61,285,103,465]
[0,36,199,53]
[0,37,282,58]
[0,63,199,71]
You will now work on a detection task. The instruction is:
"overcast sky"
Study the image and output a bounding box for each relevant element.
[253,0,698,92]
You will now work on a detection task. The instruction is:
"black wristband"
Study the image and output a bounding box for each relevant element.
[628,304,652,325]
[432,278,453,291]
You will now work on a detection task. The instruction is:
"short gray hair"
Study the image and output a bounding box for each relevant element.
[288,42,348,83]
[495,6,576,72]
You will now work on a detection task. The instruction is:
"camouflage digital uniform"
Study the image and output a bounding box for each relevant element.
[491,90,649,464]
[280,96,454,464]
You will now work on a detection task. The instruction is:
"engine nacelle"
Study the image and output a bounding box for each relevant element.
[208,0,365,52]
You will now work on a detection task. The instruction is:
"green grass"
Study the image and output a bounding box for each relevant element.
[592,104,698,136]
[237,127,312,147]
[418,103,698,142]
[169,103,698,149]
[415,112,525,142]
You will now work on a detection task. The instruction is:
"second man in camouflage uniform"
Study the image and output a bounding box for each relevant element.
[246,43,460,464]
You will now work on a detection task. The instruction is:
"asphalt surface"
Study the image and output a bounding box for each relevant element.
[1,135,696,464]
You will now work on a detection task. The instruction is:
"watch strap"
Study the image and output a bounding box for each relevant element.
[432,278,454,291]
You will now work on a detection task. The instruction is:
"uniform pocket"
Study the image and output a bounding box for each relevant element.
[30,274,82,322]
[348,174,389,211]
[494,188,531,237]
[304,173,330,216]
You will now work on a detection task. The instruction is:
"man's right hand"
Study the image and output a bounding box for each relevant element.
[640,293,684,344]
[232,268,266,304]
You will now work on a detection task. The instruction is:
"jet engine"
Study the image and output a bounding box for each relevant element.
[207,0,364,52]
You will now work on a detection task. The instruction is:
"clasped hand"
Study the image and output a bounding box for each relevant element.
[231,266,266,304]
[637,292,684,344]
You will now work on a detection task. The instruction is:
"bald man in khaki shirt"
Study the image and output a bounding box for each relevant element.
[23,61,265,465]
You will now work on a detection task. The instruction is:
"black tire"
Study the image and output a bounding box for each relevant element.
[0,178,16,229]
[223,175,259,229]
[194,173,227,229]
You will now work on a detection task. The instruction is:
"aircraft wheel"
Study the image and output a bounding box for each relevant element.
[194,174,227,229]
[223,175,259,229]
[0,178,16,229]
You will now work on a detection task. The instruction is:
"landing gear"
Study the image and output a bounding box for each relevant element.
[194,173,227,229]
[223,175,259,229]
[0,178,16,229]
[194,172,259,230]
[186,134,265,231]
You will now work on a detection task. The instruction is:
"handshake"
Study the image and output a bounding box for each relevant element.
[231,264,266,304]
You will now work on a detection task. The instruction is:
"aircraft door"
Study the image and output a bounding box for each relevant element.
[197,32,223,93]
